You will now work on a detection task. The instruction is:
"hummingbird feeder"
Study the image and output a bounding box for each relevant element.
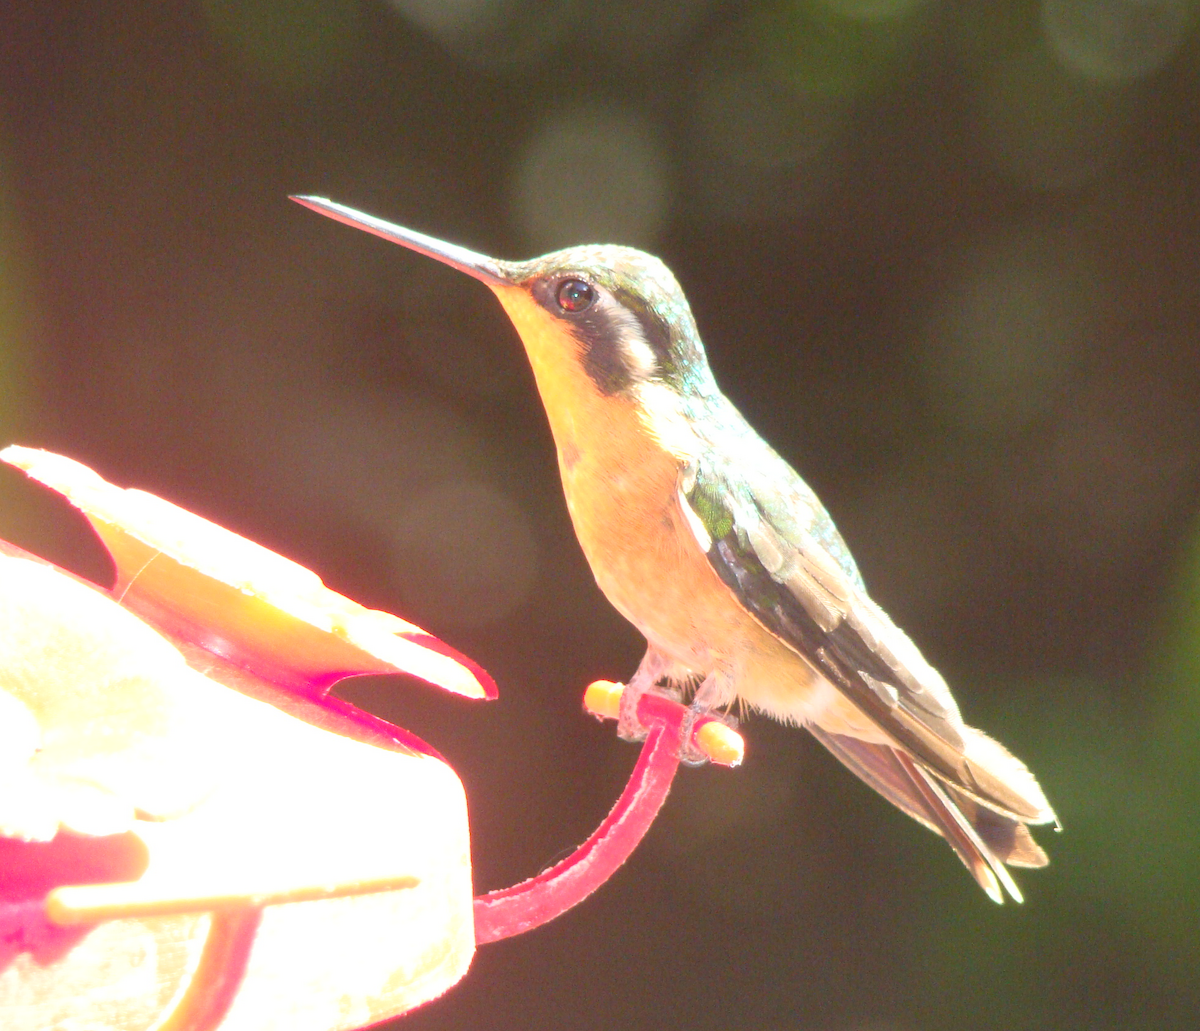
[0,447,743,1031]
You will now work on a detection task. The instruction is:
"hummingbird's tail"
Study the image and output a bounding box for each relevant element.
[807,726,1049,903]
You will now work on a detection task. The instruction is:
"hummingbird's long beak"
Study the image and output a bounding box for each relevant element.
[290,195,514,288]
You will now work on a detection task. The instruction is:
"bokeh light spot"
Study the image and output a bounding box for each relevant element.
[255,393,497,521]
[654,761,804,915]
[1039,356,1200,566]
[511,106,671,252]
[920,229,1100,435]
[977,43,1135,190]
[756,0,924,98]
[839,467,974,620]
[203,0,364,90]
[388,481,538,628]
[1042,0,1194,82]
[687,69,843,222]
[387,0,502,38]
[580,0,719,61]
[817,0,933,20]
[1155,517,1200,763]
[387,0,572,71]
[951,0,1044,62]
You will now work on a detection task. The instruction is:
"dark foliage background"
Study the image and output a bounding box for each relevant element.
[2,2,1199,1029]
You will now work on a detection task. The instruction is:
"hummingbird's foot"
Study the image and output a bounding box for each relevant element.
[616,679,683,741]
[616,648,675,742]
[675,673,739,765]
[675,703,740,766]
[585,668,744,767]
[676,706,708,766]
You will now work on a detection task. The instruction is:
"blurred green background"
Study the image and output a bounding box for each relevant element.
[2,1,1199,1028]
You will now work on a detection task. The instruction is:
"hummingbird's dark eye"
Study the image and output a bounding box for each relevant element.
[556,279,595,313]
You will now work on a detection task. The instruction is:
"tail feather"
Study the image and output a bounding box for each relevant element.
[894,749,1021,903]
[808,727,1048,902]
[957,724,1057,827]
[949,790,1049,869]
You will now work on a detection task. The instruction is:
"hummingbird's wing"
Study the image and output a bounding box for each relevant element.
[678,420,1055,897]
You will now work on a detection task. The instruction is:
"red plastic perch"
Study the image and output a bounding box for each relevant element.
[473,687,743,944]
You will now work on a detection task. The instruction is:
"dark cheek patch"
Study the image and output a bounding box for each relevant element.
[577,310,636,395]
[527,277,655,396]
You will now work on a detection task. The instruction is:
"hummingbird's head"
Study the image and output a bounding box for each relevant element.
[504,243,717,399]
[291,196,718,403]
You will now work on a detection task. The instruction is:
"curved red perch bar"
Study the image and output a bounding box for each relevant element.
[473,692,688,944]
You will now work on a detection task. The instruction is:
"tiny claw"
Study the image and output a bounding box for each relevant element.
[678,703,742,766]
[617,679,650,742]
[675,708,710,766]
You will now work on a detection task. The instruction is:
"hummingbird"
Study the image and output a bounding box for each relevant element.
[292,195,1057,903]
